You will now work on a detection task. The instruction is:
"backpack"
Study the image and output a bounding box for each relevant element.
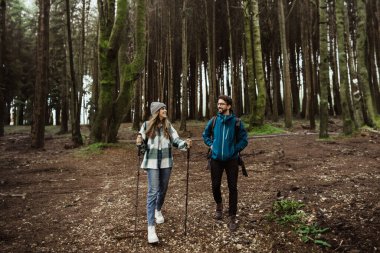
[207,116,248,177]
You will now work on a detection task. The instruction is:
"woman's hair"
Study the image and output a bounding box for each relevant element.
[146,110,171,139]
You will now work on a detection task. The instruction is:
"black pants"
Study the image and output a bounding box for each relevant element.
[210,158,239,216]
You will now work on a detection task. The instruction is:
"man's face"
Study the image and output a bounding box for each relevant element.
[217,99,231,115]
[159,107,167,119]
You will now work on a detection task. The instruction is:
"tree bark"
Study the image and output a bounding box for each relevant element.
[90,0,146,143]
[31,0,50,148]
[65,0,83,146]
[329,1,342,116]
[244,0,256,123]
[344,2,363,127]
[301,0,315,129]
[336,0,354,134]
[251,0,266,126]
[179,0,188,131]
[356,0,377,127]
[319,0,329,138]
[204,0,216,117]
[278,0,292,128]
[226,0,241,116]
[0,0,5,136]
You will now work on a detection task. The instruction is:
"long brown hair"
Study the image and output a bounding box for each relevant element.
[146,111,171,140]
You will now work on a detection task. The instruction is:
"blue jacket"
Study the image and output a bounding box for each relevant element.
[202,113,248,161]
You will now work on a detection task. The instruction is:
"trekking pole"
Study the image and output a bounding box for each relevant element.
[134,135,142,238]
[184,138,191,236]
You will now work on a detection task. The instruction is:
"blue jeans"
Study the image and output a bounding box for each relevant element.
[146,151,172,226]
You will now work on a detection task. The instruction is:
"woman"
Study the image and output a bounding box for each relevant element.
[136,101,192,244]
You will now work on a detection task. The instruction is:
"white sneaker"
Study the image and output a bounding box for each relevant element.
[155,210,164,224]
[147,226,159,244]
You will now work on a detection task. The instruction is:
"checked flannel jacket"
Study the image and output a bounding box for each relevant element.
[139,121,187,169]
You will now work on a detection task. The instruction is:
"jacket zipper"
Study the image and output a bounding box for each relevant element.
[222,117,226,160]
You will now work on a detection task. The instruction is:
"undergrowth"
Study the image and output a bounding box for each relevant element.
[267,199,331,248]
[249,124,287,136]
[76,142,123,156]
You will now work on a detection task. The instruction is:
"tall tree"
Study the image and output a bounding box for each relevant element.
[179,0,188,131]
[251,0,266,126]
[90,0,146,143]
[319,0,329,138]
[344,1,362,128]
[336,0,354,134]
[356,0,378,127]
[244,0,256,122]
[0,0,5,136]
[278,0,292,128]
[65,0,83,146]
[31,0,50,148]
[204,0,216,117]
[301,0,315,129]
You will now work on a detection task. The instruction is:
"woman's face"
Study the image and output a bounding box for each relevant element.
[158,107,167,120]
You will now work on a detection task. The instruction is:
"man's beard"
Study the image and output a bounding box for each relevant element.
[218,108,228,114]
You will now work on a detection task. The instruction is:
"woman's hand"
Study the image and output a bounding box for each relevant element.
[136,134,143,146]
[185,138,192,148]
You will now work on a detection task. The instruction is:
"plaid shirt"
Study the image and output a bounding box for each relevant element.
[139,122,187,169]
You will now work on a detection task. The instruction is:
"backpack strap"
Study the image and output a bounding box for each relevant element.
[235,117,241,144]
[209,116,217,140]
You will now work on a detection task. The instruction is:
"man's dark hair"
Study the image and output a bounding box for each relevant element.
[218,95,232,106]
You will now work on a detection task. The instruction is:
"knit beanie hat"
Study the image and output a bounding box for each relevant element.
[150,102,166,115]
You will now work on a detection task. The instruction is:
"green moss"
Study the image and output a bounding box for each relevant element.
[374,116,380,129]
[249,124,287,136]
[76,142,123,156]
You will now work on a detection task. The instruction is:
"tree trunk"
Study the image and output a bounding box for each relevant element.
[345,2,363,127]
[0,0,5,136]
[107,0,146,141]
[319,0,329,138]
[329,1,342,116]
[65,0,83,146]
[301,0,315,129]
[88,34,98,127]
[336,0,354,134]
[289,38,300,117]
[272,46,280,121]
[278,0,292,128]
[244,0,256,124]
[356,0,377,127]
[204,0,216,117]
[251,0,266,126]
[31,0,50,148]
[179,0,188,131]
[90,0,146,143]
[168,11,175,121]
[197,40,203,119]
[226,0,240,116]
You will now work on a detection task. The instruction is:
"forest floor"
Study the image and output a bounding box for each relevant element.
[0,120,380,253]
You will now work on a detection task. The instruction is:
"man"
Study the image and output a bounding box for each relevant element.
[202,95,248,231]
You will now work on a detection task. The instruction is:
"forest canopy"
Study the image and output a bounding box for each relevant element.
[0,0,379,147]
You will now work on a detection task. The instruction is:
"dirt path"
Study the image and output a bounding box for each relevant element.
[1,124,379,252]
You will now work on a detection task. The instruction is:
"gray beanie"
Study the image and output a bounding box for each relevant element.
[150,102,166,115]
